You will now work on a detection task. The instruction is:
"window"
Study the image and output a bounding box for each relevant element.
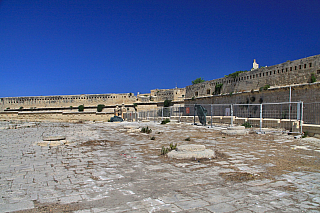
[256,74,259,78]
[274,70,276,74]
[206,89,211,95]
[282,69,284,73]
[266,72,268,76]
[317,70,320,74]
[263,73,264,76]
[270,71,272,75]
[304,64,306,68]
[278,70,280,73]
[309,63,312,67]
[250,75,252,79]
[195,92,198,96]
[299,65,302,69]
[286,68,288,72]
[290,67,292,71]
[259,73,261,77]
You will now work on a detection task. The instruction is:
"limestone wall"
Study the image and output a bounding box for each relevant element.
[186,54,320,98]
[150,88,186,102]
[0,111,114,122]
[0,93,137,112]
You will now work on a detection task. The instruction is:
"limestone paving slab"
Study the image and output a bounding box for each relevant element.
[0,121,320,212]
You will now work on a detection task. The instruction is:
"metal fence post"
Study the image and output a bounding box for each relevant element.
[211,104,213,128]
[194,104,196,124]
[161,107,163,121]
[178,105,181,123]
[260,104,263,132]
[301,101,303,134]
[230,104,233,127]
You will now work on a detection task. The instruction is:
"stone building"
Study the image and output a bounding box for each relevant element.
[185,54,320,98]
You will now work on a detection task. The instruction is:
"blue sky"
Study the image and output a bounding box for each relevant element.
[1,0,319,97]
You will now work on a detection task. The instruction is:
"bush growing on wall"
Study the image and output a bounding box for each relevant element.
[214,83,223,95]
[97,104,105,112]
[192,77,205,85]
[311,73,317,83]
[78,105,84,112]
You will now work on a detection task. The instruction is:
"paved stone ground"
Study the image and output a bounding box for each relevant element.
[0,121,320,212]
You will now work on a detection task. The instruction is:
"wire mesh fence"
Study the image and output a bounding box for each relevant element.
[303,102,320,125]
[130,102,305,133]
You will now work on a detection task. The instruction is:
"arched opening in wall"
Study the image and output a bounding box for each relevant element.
[304,64,307,68]
[270,71,272,75]
[274,70,276,74]
[299,65,302,69]
[286,68,288,72]
[207,89,211,95]
[295,66,297,70]
[290,67,292,71]
[309,63,312,67]
[195,92,199,97]
[278,70,280,73]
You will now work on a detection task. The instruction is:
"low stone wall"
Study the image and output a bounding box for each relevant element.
[0,111,114,122]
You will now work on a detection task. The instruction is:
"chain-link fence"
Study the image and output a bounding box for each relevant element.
[303,102,320,125]
[130,102,304,133]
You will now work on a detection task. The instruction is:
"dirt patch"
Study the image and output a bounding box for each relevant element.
[220,172,259,182]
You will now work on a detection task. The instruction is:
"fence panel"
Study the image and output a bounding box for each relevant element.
[303,102,320,125]
[133,102,304,134]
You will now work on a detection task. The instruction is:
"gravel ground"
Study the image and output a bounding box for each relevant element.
[0,120,320,212]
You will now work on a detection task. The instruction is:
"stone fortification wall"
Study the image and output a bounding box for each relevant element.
[185,82,320,105]
[186,54,320,98]
[150,88,185,102]
[0,93,137,112]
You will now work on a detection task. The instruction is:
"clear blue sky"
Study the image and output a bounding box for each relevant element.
[1,0,319,97]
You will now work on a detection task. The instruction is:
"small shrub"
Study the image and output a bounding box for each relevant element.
[150,136,155,140]
[78,105,84,112]
[229,92,233,97]
[141,126,152,134]
[163,100,172,107]
[70,106,73,110]
[161,146,169,155]
[259,87,263,92]
[169,143,177,150]
[97,104,105,112]
[259,97,263,104]
[250,96,256,102]
[185,137,191,141]
[242,122,252,128]
[311,73,317,83]
[302,131,308,138]
[161,118,170,124]
[192,77,205,85]
[19,107,23,111]
[263,84,270,90]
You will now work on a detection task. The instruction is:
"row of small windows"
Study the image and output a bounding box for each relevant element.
[4,95,131,104]
[210,63,313,86]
